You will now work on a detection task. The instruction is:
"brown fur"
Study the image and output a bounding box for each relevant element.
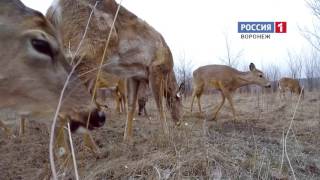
[0,0,105,158]
[278,77,304,98]
[46,0,183,141]
[191,63,271,121]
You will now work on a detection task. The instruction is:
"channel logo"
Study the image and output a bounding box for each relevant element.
[238,22,287,33]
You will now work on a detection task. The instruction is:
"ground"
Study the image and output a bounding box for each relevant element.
[0,91,320,179]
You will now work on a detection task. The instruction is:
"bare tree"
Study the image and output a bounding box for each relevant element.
[286,50,303,79]
[174,52,194,97]
[219,33,244,68]
[303,0,320,52]
[302,0,320,89]
[304,49,320,90]
[264,63,281,92]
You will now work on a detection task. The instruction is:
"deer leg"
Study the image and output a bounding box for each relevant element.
[115,94,121,113]
[225,93,237,122]
[278,90,282,99]
[123,78,140,141]
[0,120,12,137]
[282,90,286,99]
[19,117,26,136]
[190,91,196,112]
[150,75,169,136]
[197,94,203,114]
[212,93,225,121]
[82,129,100,154]
[144,104,148,117]
[138,100,143,116]
[121,95,127,114]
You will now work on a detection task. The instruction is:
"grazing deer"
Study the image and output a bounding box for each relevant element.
[0,0,106,163]
[88,72,126,113]
[278,77,304,99]
[191,63,271,121]
[47,0,184,141]
[137,81,150,117]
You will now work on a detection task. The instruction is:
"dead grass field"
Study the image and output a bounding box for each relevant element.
[1,91,320,179]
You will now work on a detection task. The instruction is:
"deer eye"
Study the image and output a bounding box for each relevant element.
[259,74,263,78]
[31,39,54,59]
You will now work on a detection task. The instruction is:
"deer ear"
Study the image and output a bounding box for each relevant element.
[178,82,185,92]
[249,63,256,71]
[176,82,185,99]
[176,91,182,99]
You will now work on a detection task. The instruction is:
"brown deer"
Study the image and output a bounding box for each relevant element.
[88,72,126,113]
[0,0,106,161]
[191,63,271,121]
[278,77,304,99]
[47,0,184,141]
[137,81,151,117]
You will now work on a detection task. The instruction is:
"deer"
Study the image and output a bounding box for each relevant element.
[278,77,304,99]
[0,0,106,166]
[46,0,184,141]
[191,63,271,121]
[137,81,151,117]
[88,72,126,113]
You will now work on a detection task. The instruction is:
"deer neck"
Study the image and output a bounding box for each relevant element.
[236,71,255,88]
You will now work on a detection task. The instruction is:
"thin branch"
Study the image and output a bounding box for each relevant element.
[87,0,123,128]
[67,123,79,180]
[49,2,99,179]
[284,87,304,180]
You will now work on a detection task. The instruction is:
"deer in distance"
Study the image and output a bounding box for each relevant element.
[191,63,271,121]
[278,77,304,99]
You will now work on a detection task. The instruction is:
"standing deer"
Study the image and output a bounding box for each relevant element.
[191,63,271,121]
[0,0,106,162]
[47,0,184,141]
[278,77,304,99]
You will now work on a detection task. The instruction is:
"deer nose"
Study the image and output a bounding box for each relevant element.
[265,84,271,88]
[87,108,106,129]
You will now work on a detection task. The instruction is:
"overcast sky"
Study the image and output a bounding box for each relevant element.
[22,0,315,74]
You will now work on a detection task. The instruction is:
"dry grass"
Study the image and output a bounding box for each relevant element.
[1,91,320,179]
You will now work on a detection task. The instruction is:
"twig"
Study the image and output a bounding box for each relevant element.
[49,64,77,180]
[280,129,285,173]
[153,166,161,180]
[87,0,123,128]
[67,123,79,180]
[283,87,303,180]
[49,2,98,179]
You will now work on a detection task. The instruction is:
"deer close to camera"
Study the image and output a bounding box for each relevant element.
[278,77,304,99]
[47,0,184,141]
[191,63,271,121]
[0,0,106,160]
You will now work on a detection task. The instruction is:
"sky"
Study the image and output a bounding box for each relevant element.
[21,0,315,74]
